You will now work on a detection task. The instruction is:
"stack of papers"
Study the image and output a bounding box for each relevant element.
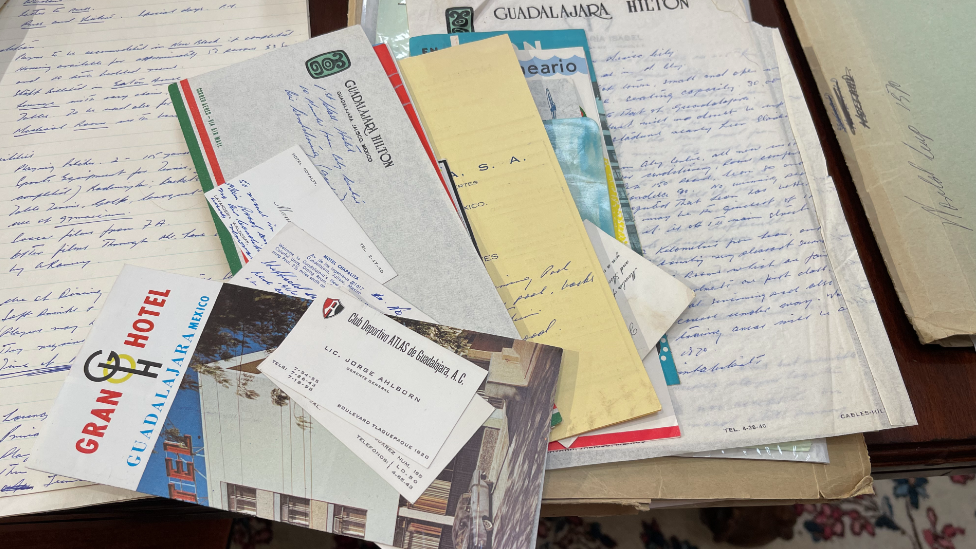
[406,0,916,470]
[0,0,923,543]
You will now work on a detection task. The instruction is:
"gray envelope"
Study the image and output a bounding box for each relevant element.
[171,26,516,337]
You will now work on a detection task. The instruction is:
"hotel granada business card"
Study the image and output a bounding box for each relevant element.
[259,292,490,467]
[30,266,221,489]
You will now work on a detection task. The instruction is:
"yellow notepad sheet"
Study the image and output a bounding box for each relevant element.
[398,36,660,440]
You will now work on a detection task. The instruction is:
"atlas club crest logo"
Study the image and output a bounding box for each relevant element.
[322,298,345,319]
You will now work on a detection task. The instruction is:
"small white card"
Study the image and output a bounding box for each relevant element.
[259,292,489,467]
[262,369,494,502]
[205,145,396,282]
[584,221,695,358]
[230,223,434,323]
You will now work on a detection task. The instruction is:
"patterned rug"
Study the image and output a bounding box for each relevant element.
[227,475,975,549]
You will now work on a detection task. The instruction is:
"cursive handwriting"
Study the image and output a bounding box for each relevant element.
[841,68,868,129]
[888,83,970,231]
[598,46,860,380]
[1,1,305,497]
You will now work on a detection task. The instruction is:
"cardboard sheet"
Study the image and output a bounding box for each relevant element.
[787,0,976,346]
[540,434,872,514]
[398,37,660,440]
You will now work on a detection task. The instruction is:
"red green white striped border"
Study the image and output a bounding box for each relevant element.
[168,80,242,273]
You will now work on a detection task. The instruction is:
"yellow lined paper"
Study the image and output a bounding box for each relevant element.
[399,36,660,439]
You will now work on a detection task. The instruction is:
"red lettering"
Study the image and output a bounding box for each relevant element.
[81,422,107,438]
[137,306,160,317]
[76,438,98,454]
[124,332,148,348]
[95,388,122,406]
[90,408,115,423]
[147,289,171,297]
[143,295,166,307]
[132,318,154,332]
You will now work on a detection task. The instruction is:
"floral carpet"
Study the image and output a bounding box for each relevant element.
[227,475,975,549]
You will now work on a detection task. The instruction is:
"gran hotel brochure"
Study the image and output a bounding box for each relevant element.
[169,26,517,339]
[30,266,562,548]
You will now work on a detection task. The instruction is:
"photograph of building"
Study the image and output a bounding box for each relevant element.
[138,284,561,548]
[222,482,368,538]
[388,329,562,549]
[173,285,403,543]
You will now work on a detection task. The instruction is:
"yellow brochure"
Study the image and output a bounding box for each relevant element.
[398,36,660,439]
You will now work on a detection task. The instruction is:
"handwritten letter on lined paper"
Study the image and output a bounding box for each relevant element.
[0,0,307,496]
[592,30,890,452]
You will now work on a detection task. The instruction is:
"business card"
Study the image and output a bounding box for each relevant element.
[205,145,396,282]
[262,369,493,501]
[259,292,489,467]
[231,223,434,322]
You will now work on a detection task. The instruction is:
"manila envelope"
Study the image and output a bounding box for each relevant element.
[398,36,660,439]
[540,434,873,516]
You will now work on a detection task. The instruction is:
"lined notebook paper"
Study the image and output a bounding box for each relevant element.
[0,0,308,504]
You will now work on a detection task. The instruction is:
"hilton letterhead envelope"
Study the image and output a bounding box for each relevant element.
[169,26,517,339]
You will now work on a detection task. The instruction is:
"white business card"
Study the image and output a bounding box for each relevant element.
[231,223,434,322]
[259,291,489,467]
[262,369,494,502]
[206,145,396,282]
